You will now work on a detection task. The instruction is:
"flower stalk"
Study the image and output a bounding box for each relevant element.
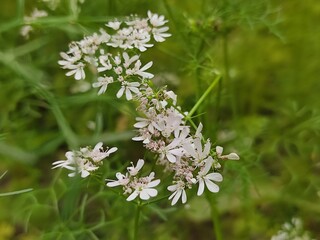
[186,74,222,120]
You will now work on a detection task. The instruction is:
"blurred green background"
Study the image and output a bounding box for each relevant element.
[0,0,319,239]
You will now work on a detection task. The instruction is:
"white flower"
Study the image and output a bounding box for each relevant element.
[52,151,97,178]
[183,137,211,164]
[126,172,160,201]
[92,76,114,95]
[52,143,117,178]
[97,54,112,72]
[152,27,171,42]
[132,37,154,52]
[127,159,144,176]
[81,142,118,162]
[122,52,139,69]
[147,11,168,27]
[164,90,177,105]
[159,138,184,163]
[116,81,140,100]
[134,115,162,134]
[197,157,223,196]
[216,146,240,160]
[106,21,121,30]
[65,62,86,80]
[132,128,152,144]
[106,173,130,187]
[132,60,154,79]
[167,181,187,205]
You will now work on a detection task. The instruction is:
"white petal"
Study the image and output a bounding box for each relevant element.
[226,153,240,160]
[197,179,205,196]
[216,146,223,156]
[206,173,223,182]
[181,189,187,204]
[81,170,90,178]
[146,188,158,197]
[68,172,76,177]
[116,87,125,98]
[204,179,220,193]
[148,179,160,188]
[125,88,132,100]
[166,153,176,163]
[194,138,202,155]
[195,123,203,137]
[139,61,153,72]
[171,190,182,205]
[140,190,150,200]
[106,181,120,187]
[169,148,184,156]
[183,142,197,158]
[107,147,118,155]
[167,184,177,192]
[134,121,149,128]
[203,141,211,157]
[202,157,213,175]
[127,191,139,201]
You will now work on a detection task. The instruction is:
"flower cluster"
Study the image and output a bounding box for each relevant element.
[52,142,117,178]
[55,10,239,206]
[20,8,48,39]
[106,159,160,201]
[271,217,314,240]
[106,11,171,51]
[131,86,239,205]
[58,11,170,81]
[92,51,154,99]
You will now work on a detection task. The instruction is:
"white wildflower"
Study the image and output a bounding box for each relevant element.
[167,181,187,205]
[183,137,211,164]
[106,21,121,30]
[64,62,86,80]
[52,143,117,178]
[106,172,130,187]
[196,157,223,196]
[152,27,171,42]
[116,81,140,100]
[126,172,160,201]
[92,76,114,95]
[147,11,168,27]
[127,159,145,176]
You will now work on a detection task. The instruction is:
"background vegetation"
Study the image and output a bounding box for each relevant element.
[0,0,319,239]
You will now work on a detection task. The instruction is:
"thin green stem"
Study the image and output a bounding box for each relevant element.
[186,75,222,120]
[0,188,33,197]
[206,193,222,240]
[133,202,142,240]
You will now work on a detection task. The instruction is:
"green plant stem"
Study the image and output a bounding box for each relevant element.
[133,203,142,240]
[186,75,222,120]
[0,188,33,197]
[207,194,222,240]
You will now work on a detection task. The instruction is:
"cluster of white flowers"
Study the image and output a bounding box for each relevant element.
[131,85,239,205]
[58,11,170,82]
[106,159,160,201]
[20,8,48,39]
[55,11,239,205]
[52,142,117,178]
[271,218,314,240]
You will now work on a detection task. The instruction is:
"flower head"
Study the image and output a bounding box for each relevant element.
[52,143,117,178]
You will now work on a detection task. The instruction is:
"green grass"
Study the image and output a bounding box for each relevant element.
[0,0,319,239]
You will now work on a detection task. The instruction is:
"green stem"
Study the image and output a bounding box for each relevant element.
[133,202,142,240]
[207,194,222,240]
[186,75,221,120]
